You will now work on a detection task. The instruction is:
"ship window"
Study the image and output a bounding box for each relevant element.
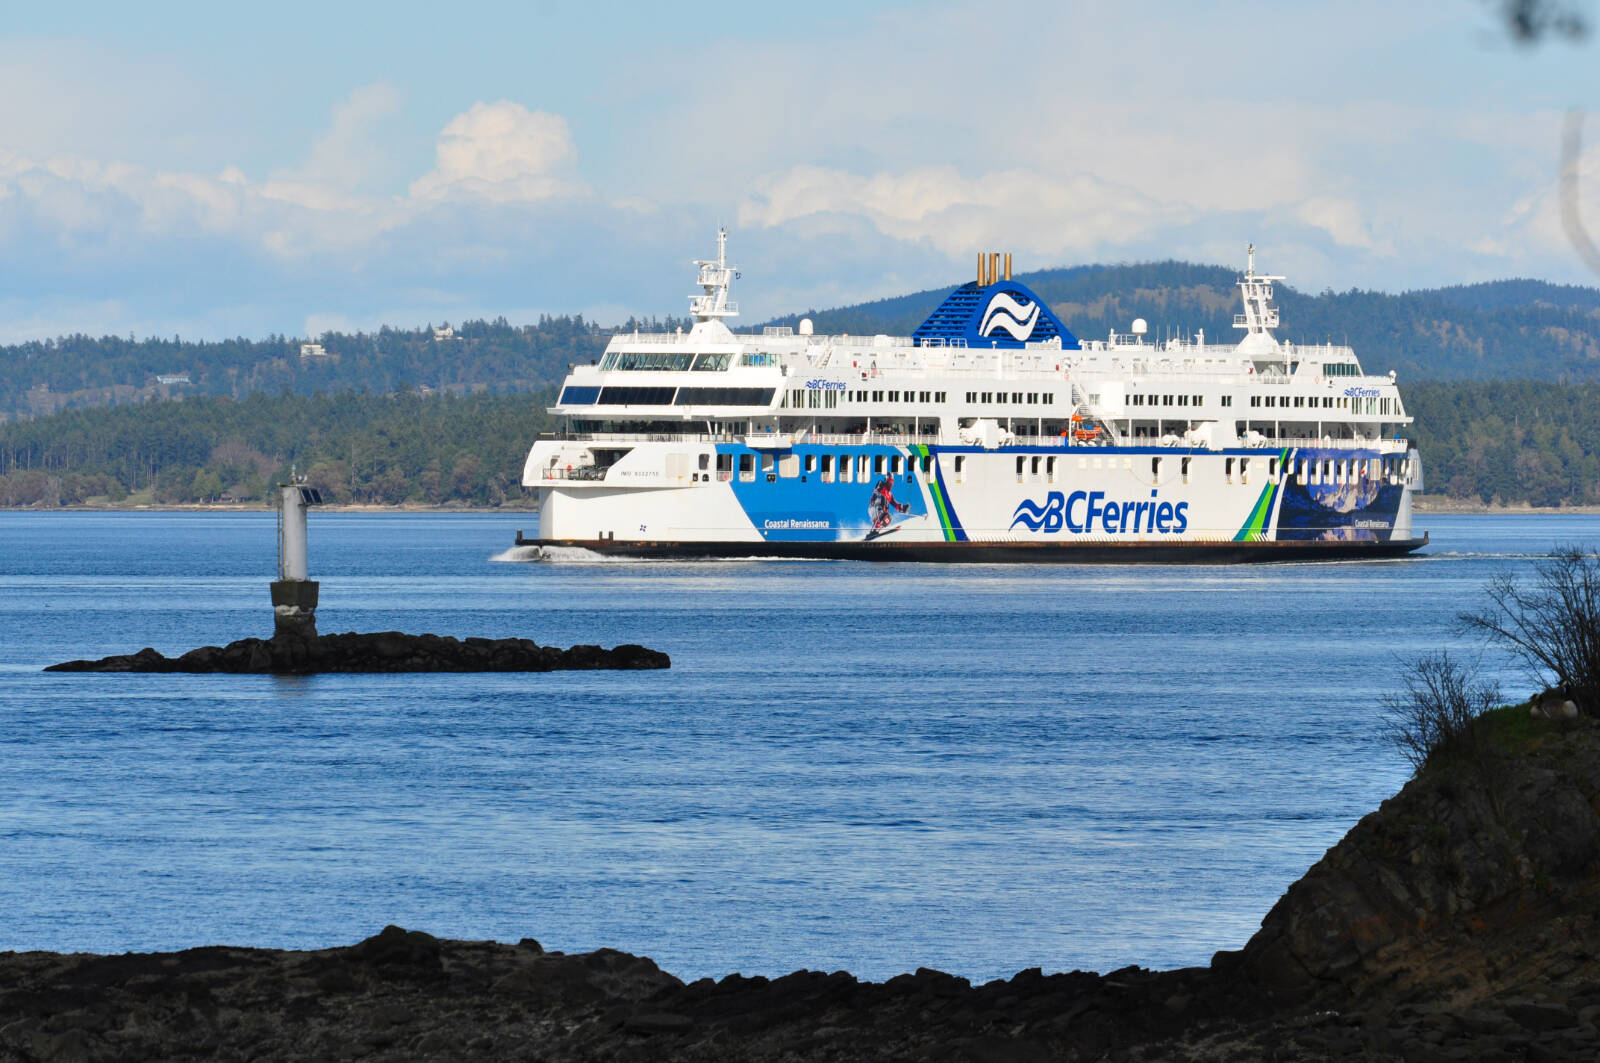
[872,390,884,402]
[966,391,977,403]
[1026,393,1036,404]
[804,454,817,473]
[1241,458,1250,484]
[698,454,710,471]
[1078,457,1087,470]
[1176,395,1187,407]
[1047,456,1057,483]
[982,392,993,403]
[739,454,756,482]
[891,456,903,474]
[839,454,854,483]
[995,393,1006,404]
[1152,457,1162,484]
[778,455,799,478]
[1012,393,1022,403]
[1268,457,1278,480]
[1043,393,1053,404]
[1016,456,1025,481]
[1181,456,1190,484]
[599,385,677,405]
[740,352,779,367]
[1221,395,1233,407]
[558,385,601,405]
[1092,456,1103,470]
[1162,395,1172,406]
[888,391,899,401]
[936,392,947,403]
[1131,394,1142,406]
[1193,395,1202,406]
[691,352,733,371]
[874,455,887,475]
[1225,457,1234,483]
[672,387,775,406]
[1031,456,1041,477]
[953,455,966,482]
[820,454,834,482]
[825,391,839,409]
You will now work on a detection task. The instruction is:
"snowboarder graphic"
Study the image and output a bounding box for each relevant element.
[868,475,910,534]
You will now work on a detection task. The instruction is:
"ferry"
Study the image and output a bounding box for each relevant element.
[515,232,1425,561]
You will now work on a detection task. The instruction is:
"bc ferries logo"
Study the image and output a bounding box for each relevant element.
[979,292,1041,340]
[1011,490,1190,535]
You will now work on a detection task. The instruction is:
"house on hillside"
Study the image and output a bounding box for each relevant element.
[299,343,328,359]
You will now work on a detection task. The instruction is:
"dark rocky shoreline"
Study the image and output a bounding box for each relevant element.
[44,632,670,674]
[5,713,1598,1061]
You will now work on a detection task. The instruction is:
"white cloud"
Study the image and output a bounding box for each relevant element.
[409,101,587,203]
[292,80,405,191]
[740,165,1187,258]
[1293,196,1389,253]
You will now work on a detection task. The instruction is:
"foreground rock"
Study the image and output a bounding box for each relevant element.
[45,632,669,674]
[5,710,1599,1061]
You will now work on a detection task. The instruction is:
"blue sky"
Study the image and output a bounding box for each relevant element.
[0,1,1597,341]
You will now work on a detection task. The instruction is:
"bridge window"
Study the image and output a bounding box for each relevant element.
[673,387,776,406]
[558,385,601,405]
[691,352,733,371]
[599,385,677,405]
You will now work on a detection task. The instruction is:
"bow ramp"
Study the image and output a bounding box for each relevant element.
[912,278,1080,350]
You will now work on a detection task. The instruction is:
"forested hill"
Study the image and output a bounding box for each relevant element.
[764,264,1600,383]
[3,263,1599,424]
[0,315,635,423]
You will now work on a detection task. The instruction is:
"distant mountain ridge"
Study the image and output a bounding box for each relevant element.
[763,263,1600,383]
[3,262,1599,422]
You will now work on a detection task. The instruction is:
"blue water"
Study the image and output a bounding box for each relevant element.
[0,511,1583,981]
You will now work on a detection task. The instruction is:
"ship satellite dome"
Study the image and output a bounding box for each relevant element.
[799,318,814,336]
[1131,318,1148,335]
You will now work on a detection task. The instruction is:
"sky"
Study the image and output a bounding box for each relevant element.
[0,0,1598,341]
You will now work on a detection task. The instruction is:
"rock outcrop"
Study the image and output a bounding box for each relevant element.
[45,632,669,674]
[6,710,1600,1061]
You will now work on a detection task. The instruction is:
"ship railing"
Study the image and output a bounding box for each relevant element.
[1242,435,1410,452]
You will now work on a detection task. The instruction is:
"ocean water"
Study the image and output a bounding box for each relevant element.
[0,511,1586,982]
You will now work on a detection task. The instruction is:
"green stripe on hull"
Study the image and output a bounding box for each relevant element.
[913,444,959,542]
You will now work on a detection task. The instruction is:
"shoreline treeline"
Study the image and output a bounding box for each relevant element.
[3,380,1599,508]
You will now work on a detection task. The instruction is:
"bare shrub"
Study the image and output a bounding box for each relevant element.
[1384,652,1502,770]
[1461,544,1600,713]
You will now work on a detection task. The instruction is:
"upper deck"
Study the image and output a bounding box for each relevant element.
[548,234,1410,451]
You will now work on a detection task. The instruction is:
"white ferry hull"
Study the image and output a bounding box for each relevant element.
[523,441,1423,562]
